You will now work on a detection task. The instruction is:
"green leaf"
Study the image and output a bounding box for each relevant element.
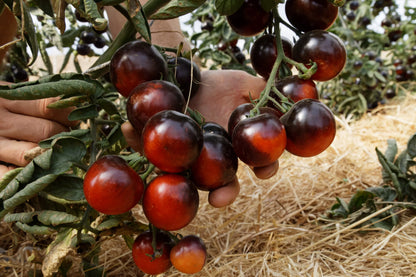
[83,0,108,31]
[30,0,54,17]
[39,129,91,149]
[214,0,244,15]
[407,133,416,158]
[15,222,55,235]
[151,0,206,19]
[16,1,39,65]
[37,210,80,226]
[96,217,123,231]
[348,190,374,213]
[0,168,23,193]
[384,139,398,163]
[260,0,280,11]
[42,175,85,202]
[48,137,87,171]
[97,98,120,116]
[47,95,89,109]
[366,186,397,202]
[127,2,151,43]
[4,211,37,224]
[68,104,99,121]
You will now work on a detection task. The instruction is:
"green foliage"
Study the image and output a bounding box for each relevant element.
[325,131,416,230]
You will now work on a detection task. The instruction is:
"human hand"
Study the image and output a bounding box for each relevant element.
[0,97,77,178]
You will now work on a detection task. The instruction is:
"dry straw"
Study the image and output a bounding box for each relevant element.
[1,91,416,276]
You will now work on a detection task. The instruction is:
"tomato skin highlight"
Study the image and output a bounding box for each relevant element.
[83,155,144,215]
[142,110,203,173]
[132,231,173,275]
[170,235,207,274]
[142,174,199,231]
[281,99,336,157]
[232,113,287,167]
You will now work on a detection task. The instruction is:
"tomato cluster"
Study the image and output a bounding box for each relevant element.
[82,0,344,274]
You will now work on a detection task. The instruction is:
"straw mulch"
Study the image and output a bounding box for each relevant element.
[1,91,416,276]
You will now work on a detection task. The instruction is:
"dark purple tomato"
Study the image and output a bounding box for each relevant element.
[142,174,199,231]
[83,155,144,215]
[80,31,96,44]
[126,80,185,138]
[168,57,202,100]
[250,34,293,79]
[227,0,271,36]
[280,99,336,157]
[76,43,91,56]
[142,110,203,173]
[190,133,238,191]
[285,0,338,32]
[110,40,168,97]
[292,30,346,81]
[170,235,207,274]
[232,112,287,167]
[202,122,231,141]
[132,231,173,275]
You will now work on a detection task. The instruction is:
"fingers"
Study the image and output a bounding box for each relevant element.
[121,121,143,153]
[0,137,38,166]
[3,98,77,127]
[0,112,69,143]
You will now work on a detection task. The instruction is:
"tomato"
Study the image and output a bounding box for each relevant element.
[285,0,338,32]
[292,30,346,81]
[190,133,238,191]
[202,121,231,141]
[280,99,336,157]
[132,231,173,275]
[168,57,202,100]
[250,34,293,79]
[170,235,207,274]
[126,80,185,138]
[83,155,144,215]
[142,174,199,231]
[228,103,282,136]
[232,112,287,167]
[267,75,319,111]
[110,40,168,97]
[252,160,279,179]
[226,0,271,36]
[142,110,203,173]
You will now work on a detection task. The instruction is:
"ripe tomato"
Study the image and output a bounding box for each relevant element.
[142,110,203,173]
[232,112,287,167]
[110,40,168,97]
[126,80,185,138]
[292,30,346,81]
[168,57,202,100]
[142,174,199,231]
[250,34,293,79]
[226,0,271,36]
[202,121,231,141]
[170,235,207,274]
[83,155,144,215]
[132,231,173,275]
[190,133,238,191]
[285,0,338,32]
[280,99,336,157]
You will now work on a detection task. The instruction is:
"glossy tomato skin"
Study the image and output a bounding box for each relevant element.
[142,174,199,231]
[228,103,282,136]
[126,80,185,137]
[168,57,202,100]
[292,30,346,81]
[232,112,287,167]
[250,34,293,79]
[110,40,168,97]
[285,0,338,32]
[83,155,144,215]
[202,121,231,141]
[142,110,203,173]
[280,99,336,157]
[268,75,319,110]
[170,235,207,274]
[190,133,238,191]
[227,0,271,36]
[132,231,173,275]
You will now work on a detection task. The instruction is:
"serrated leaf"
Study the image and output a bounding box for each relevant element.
[151,0,206,19]
[42,175,85,202]
[38,210,80,226]
[68,104,99,121]
[214,0,244,15]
